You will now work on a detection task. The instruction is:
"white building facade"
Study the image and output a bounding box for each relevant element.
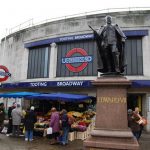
[1,10,150,131]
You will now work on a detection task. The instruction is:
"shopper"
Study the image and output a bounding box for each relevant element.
[49,107,60,144]
[0,103,5,132]
[11,104,22,137]
[24,106,37,141]
[134,107,144,139]
[6,102,16,136]
[128,109,141,140]
[60,109,70,145]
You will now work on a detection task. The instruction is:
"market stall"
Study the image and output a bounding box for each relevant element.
[0,91,96,140]
[0,91,41,135]
[26,93,96,140]
[0,91,40,98]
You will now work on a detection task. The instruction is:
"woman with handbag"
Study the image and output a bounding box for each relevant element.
[128,109,141,140]
[133,107,147,139]
[49,107,60,144]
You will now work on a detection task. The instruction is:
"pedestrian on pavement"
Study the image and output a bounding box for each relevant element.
[24,106,37,141]
[6,102,16,136]
[11,104,22,136]
[128,109,141,140]
[60,109,70,145]
[134,107,144,139]
[0,103,5,132]
[49,107,60,144]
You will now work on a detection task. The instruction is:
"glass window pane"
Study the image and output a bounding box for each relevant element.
[27,46,50,79]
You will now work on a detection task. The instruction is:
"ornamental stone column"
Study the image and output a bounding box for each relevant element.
[49,42,57,78]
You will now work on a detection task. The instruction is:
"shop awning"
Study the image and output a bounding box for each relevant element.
[0,92,40,98]
[26,93,93,102]
[132,80,150,88]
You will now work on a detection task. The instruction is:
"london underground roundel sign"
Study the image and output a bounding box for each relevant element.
[0,65,11,82]
[62,48,92,72]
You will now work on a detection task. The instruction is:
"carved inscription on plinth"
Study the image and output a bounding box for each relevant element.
[97,97,126,104]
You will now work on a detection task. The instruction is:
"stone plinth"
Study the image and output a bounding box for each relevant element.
[84,76,139,150]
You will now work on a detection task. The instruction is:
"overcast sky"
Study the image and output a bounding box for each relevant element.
[0,0,150,40]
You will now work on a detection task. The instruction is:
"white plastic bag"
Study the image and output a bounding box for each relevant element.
[1,127,8,134]
[47,127,52,135]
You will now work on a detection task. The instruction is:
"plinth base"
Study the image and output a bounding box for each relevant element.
[84,129,139,150]
[84,76,139,150]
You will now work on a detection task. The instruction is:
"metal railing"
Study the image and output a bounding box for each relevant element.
[7,7,150,36]
[8,19,33,35]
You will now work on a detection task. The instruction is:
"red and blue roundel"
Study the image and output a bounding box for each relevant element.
[62,48,92,72]
[0,65,11,82]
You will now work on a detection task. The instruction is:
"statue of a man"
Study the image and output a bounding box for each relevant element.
[89,15,126,74]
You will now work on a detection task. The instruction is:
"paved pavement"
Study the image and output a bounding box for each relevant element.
[0,134,83,150]
[0,132,150,150]
[139,132,150,150]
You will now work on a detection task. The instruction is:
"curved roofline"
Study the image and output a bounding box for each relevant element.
[3,7,150,39]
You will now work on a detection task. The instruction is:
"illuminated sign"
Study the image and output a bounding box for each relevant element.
[62,48,93,72]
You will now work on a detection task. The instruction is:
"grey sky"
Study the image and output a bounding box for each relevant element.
[0,0,149,40]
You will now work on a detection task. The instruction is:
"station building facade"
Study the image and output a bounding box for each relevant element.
[1,10,150,131]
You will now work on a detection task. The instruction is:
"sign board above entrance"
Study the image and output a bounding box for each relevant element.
[24,30,148,48]
[0,80,92,89]
[24,33,94,48]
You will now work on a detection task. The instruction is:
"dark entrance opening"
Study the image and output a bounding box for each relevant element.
[127,94,143,113]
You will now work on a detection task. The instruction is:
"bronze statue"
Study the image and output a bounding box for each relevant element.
[89,15,126,74]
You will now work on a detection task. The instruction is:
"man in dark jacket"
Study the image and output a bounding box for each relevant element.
[60,109,70,145]
[0,103,5,131]
[24,106,37,141]
[6,102,16,136]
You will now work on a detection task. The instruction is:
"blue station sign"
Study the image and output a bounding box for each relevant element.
[0,80,92,89]
[25,33,94,48]
[24,30,148,49]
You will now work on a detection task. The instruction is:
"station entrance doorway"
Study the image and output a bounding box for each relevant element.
[127,94,143,113]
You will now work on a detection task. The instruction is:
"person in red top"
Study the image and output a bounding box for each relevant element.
[128,109,141,140]
[134,107,144,139]
[49,107,60,144]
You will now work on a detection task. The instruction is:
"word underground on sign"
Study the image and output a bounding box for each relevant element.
[97,97,127,104]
